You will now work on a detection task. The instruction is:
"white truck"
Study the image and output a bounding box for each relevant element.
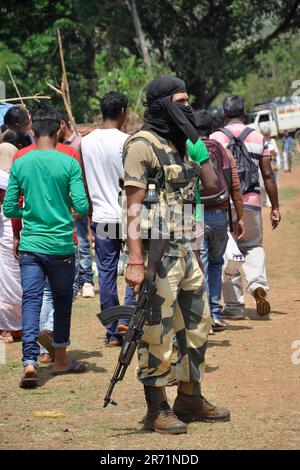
[246,97,300,140]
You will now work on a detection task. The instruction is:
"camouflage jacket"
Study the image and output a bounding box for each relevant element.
[123,130,201,256]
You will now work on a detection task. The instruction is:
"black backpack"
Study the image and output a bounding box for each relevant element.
[218,127,257,194]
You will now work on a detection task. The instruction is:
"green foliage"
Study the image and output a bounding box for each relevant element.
[137,0,300,107]
[92,51,171,117]
[0,44,23,74]
[0,0,299,121]
[213,33,300,110]
[0,1,97,121]
[0,43,24,96]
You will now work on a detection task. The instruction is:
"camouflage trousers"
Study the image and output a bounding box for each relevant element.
[137,250,211,387]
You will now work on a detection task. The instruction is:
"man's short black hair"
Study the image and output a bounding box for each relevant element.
[100,91,128,120]
[4,105,30,129]
[194,109,213,136]
[1,128,31,149]
[31,103,60,138]
[57,109,71,128]
[222,95,245,118]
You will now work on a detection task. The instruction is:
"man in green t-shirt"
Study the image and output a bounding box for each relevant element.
[187,136,210,228]
[3,104,89,388]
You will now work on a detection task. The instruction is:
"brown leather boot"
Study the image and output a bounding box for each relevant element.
[173,382,230,423]
[143,385,187,434]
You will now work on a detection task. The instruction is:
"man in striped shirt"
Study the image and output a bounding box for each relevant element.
[211,96,281,319]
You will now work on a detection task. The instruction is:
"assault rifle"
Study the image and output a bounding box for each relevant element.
[99,235,169,408]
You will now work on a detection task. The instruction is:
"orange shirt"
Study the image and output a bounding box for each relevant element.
[13,142,81,164]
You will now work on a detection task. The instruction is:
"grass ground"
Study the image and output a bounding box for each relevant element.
[1,164,300,450]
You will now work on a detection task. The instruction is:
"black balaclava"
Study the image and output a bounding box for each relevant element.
[143,76,199,158]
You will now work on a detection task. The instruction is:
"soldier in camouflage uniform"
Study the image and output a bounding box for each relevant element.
[124,77,230,434]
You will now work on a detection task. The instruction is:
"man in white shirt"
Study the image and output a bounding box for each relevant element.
[81,91,132,346]
[58,110,95,299]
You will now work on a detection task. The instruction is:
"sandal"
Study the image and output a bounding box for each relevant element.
[20,367,38,389]
[52,359,86,376]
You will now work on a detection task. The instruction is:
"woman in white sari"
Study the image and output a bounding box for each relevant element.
[0,141,23,342]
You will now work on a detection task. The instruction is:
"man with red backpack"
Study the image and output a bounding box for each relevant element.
[211,96,281,320]
[188,110,244,331]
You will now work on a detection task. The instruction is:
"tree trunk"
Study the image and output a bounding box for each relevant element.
[126,0,152,75]
[189,80,220,110]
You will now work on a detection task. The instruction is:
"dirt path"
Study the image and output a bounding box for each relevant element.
[1,165,300,450]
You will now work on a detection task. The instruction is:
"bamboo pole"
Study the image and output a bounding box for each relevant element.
[57,29,78,134]
[46,82,62,95]
[6,66,25,107]
[46,80,78,135]
[0,95,51,103]
[57,29,71,107]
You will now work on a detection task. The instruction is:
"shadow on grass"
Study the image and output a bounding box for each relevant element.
[69,349,103,360]
[35,350,107,387]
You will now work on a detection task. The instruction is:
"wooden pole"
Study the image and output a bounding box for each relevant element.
[0,95,51,103]
[57,29,72,107]
[6,66,25,107]
[46,82,62,95]
[57,29,78,134]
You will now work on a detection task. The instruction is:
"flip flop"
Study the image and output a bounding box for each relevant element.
[38,331,55,362]
[52,360,86,376]
[254,287,271,316]
[20,370,38,389]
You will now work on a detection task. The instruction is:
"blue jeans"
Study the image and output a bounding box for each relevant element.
[39,274,81,354]
[19,251,75,367]
[39,279,54,354]
[91,222,133,341]
[75,214,94,286]
[200,210,229,322]
[73,246,82,296]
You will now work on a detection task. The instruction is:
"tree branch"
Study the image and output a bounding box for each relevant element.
[243,0,300,59]
[156,0,190,34]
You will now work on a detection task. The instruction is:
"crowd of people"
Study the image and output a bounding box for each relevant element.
[0,76,288,434]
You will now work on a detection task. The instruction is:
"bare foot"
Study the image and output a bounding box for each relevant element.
[24,364,36,378]
[20,365,37,388]
[0,331,14,343]
[53,356,74,373]
[39,353,53,364]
